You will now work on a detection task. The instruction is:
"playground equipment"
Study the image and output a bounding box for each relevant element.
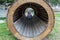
[7,0,54,40]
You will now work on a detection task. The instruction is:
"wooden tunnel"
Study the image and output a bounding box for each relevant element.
[7,0,54,40]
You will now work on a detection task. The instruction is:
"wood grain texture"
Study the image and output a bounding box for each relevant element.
[7,0,54,40]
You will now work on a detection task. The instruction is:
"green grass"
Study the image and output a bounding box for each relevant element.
[0,12,60,40]
[0,22,16,40]
[48,12,60,40]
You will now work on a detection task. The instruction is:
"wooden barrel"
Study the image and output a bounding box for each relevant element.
[7,0,54,40]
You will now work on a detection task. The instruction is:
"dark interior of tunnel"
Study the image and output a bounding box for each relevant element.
[13,2,48,38]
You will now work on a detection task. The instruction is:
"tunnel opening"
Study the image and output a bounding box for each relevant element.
[13,2,48,38]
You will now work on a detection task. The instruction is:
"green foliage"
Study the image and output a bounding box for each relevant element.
[0,0,6,4]
[46,0,60,6]
[7,0,14,3]
[0,0,60,6]
[0,17,6,20]
[0,0,14,4]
